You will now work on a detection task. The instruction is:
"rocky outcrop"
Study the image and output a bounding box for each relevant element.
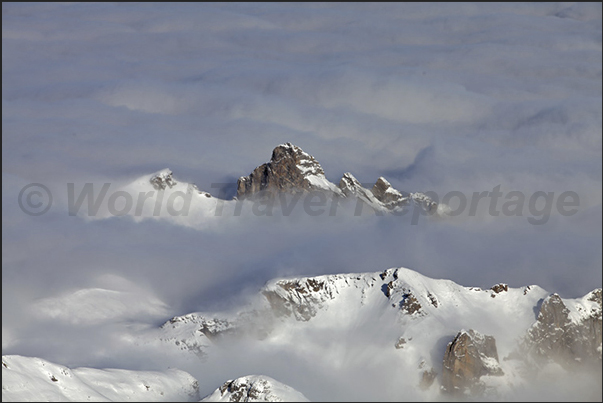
[371,177,408,208]
[236,143,437,213]
[521,290,602,368]
[419,368,437,390]
[164,314,238,341]
[409,192,437,212]
[160,310,274,357]
[237,143,336,199]
[262,277,333,321]
[150,169,177,190]
[442,329,503,396]
[400,292,423,315]
[491,283,509,294]
[395,337,407,349]
[490,283,509,298]
[339,172,381,207]
[202,375,309,402]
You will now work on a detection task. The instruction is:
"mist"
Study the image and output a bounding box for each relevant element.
[2,2,601,401]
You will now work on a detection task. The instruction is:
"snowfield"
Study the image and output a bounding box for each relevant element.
[1,355,200,402]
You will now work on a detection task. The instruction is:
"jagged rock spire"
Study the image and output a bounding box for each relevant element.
[235,143,436,213]
[236,143,334,199]
[442,329,503,395]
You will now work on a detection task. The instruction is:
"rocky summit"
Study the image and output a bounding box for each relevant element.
[235,143,436,212]
[158,266,601,400]
[520,289,602,368]
[201,375,309,402]
[236,143,334,199]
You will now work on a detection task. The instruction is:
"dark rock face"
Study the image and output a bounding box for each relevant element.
[491,283,509,298]
[401,292,422,315]
[522,291,602,367]
[427,293,439,308]
[234,143,437,214]
[442,329,503,396]
[491,283,509,294]
[236,143,329,199]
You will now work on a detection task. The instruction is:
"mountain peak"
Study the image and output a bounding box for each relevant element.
[237,143,335,199]
[202,375,309,402]
[235,143,436,213]
[270,143,325,176]
[150,169,177,190]
[372,176,405,206]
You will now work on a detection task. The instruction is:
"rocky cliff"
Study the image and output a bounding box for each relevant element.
[158,267,601,400]
[235,143,436,213]
[441,329,504,396]
[237,143,340,199]
[520,289,602,368]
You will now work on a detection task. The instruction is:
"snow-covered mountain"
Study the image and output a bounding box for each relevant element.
[237,143,343,198]
[1,355,200,402]
[83,143,437,225]
[201,375,309,402]
[2,355,310,403]
[158,267,602,400]
[6,145,600,401]
[236,142,436,213]
[4,266,601,401]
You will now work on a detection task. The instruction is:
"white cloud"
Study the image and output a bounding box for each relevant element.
[2,2,601,401]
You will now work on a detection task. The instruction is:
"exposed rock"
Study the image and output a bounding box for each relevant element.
[202,375,309,402]
[401,292,423,315]
[491,283,509,298]
[237,143,337,199]
[187,183,211,197]
[410,192,437,212]
[262,278,330,321]
[395,337,407,349]
[260,273,381,322]
[339,172,382,209]
[371,177,408,208]
[427,293,439,308]
[521,290,602,367]
[159,313,240,358]
[235,143,436,214]
[491,283,509,294]
[165,314,237,340]
[150,169,177,190]
[338,172,366,197]
[442,329,503,396]
[419,368,437,390]
[384,281,395,298]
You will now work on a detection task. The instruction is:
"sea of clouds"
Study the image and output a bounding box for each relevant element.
[2,2,601,401]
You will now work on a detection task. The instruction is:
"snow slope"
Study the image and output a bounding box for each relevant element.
[159,267,600,399]
[3,266,600,401]
[1,355,200,402]
[201,375,309,402]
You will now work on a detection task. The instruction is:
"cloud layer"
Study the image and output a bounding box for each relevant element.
[2,2,601,401]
